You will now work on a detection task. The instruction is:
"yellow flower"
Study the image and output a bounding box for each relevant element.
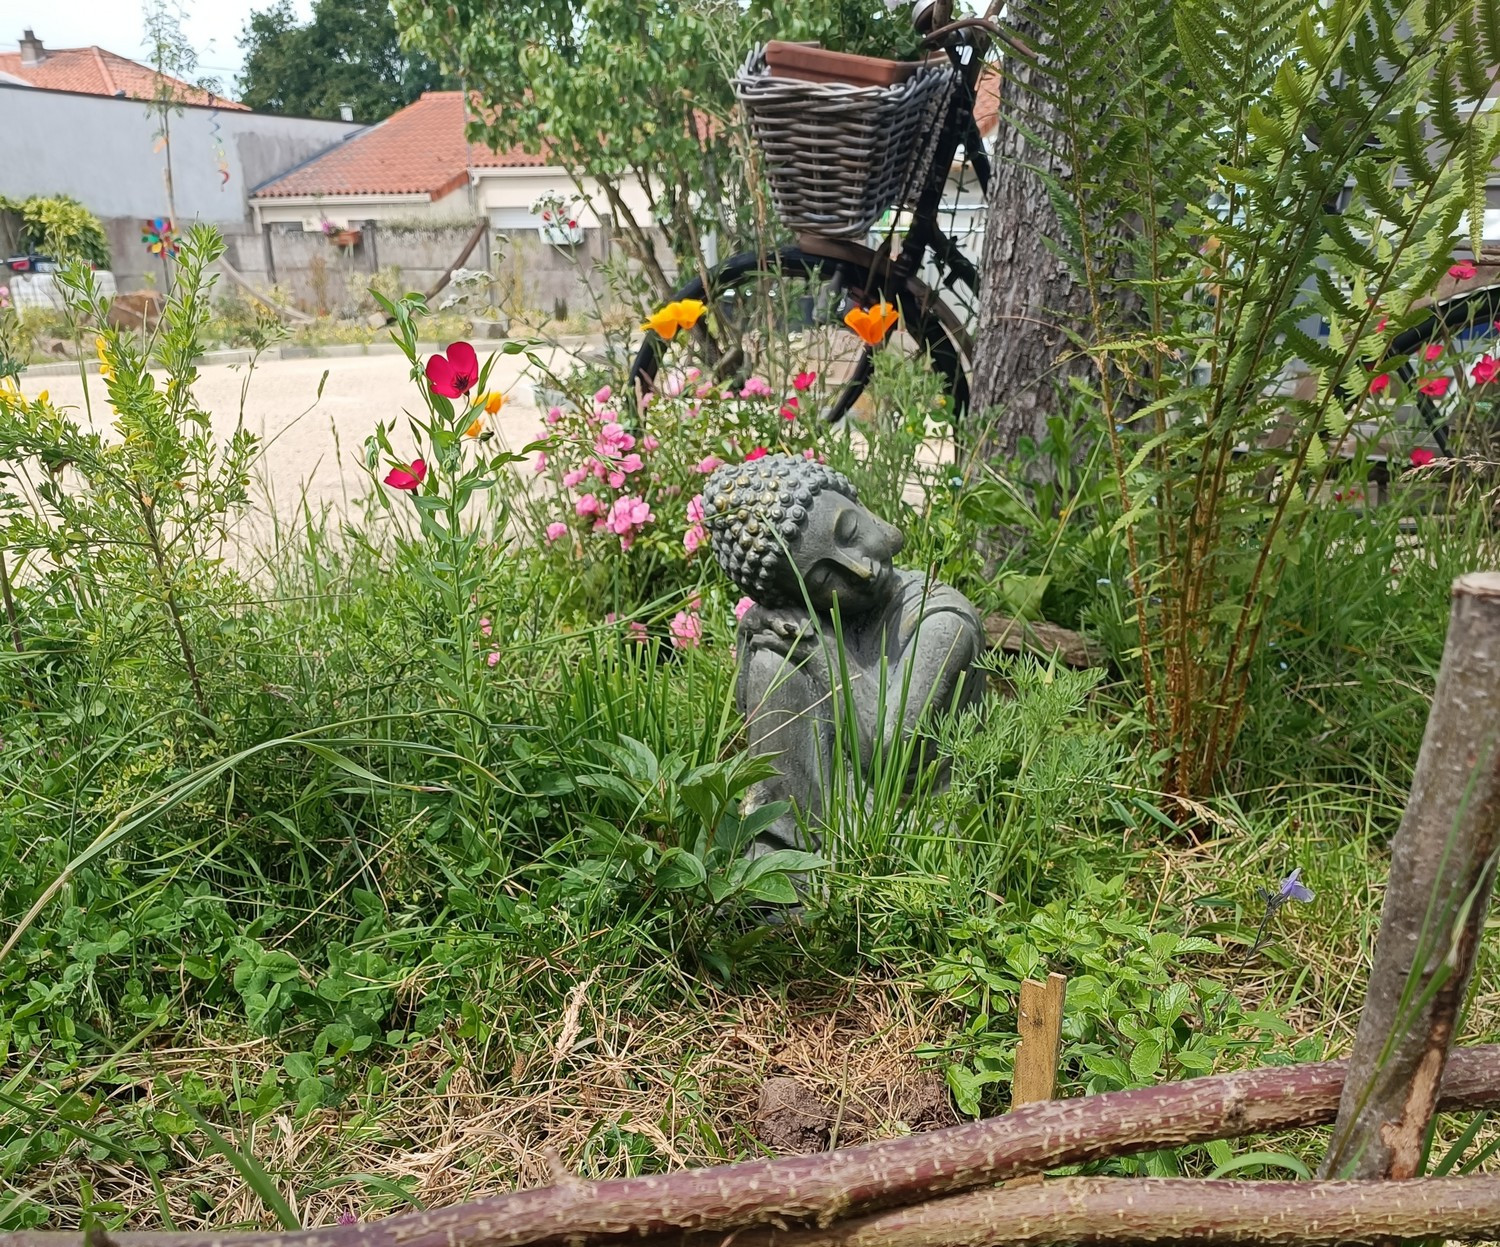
[465,416,485,438]
[843,303,900,347]
[96,336,115,382]
[641,298,710,340]
[483,391,505,415]
[37,389,48,405]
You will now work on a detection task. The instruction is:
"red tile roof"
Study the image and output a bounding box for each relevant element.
[252,91,546,200]
[0,45,248,108]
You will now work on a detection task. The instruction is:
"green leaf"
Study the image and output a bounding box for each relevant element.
[655,848,708,891]
[1128,1038,1164,1082]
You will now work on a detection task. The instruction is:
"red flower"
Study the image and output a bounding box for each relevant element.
[780,397,799,421]
[1424,342,1444,362]
[1410,447,1436,467]
[792,370,817,391]
[384,459,428,492]
[1376,317,1388,332]
[1450,261,1478,280]
[1475,354,1500,384]
[1369,373,1391,395]
[425,342,479,398]
[1420,376,1451,398]
[745,447,768,461]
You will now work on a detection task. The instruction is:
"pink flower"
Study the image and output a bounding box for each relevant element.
[605,495,654,547]
[1377,317,1388,332]
[694,455,724,474]
[734,596,755,621]
[338,1212,358,1227]
[792,370,817,392]
[594,385,613,405]
[1475,354,1500,384]
[669,610,703,649]
[740,375,773,399]
[486,650,500,668]
[533,451,548,473]
[1424,343,1444,362]
[562,467,587,488]
[545,521,568,542]
[619,453,643,475]
[425,342,479,398]
[384,459,427,493]
[546,406,563,425]
[1410,447,1437,467]
[686,494,705,523]
[780,397,799,421]
[480,617,493,637]
[607,470,626,489]
[576,493,603,518]
[695,383,714,399]
[687,367,701,381]
[595,423,636,456]
[627,621,650,643]
[684,524,707,553]
[1450,261,1478,280]
[745,447,768,461]
[642,435,660,452]
[1369,373,1391,396]
[661,369,688,398]
[1420,376,1451,397]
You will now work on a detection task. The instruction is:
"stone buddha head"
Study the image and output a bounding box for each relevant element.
[702,454,904,617]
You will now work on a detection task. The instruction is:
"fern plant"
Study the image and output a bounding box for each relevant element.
[1000,0,1500,794]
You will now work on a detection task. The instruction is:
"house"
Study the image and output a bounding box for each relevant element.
[249,90,651,315]
[1,28,246,108]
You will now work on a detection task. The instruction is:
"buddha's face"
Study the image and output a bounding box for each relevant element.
[787,490,904,616]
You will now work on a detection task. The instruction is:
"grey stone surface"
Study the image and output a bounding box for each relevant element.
[702,454,986,863]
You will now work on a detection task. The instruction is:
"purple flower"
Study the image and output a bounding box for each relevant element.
[1278,868,1313,904]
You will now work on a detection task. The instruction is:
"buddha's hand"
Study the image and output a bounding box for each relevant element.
[741,604,820,661]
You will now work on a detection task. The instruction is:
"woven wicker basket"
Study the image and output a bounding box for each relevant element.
[734,46,955,240]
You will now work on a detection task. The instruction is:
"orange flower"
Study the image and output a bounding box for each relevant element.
[483,391,505,415]
[641,298,709,340]
[673,298,707,332]
[465,416,485,438]
[843,302,899,346]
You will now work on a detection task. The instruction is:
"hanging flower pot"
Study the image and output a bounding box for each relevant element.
[331,228,362,249]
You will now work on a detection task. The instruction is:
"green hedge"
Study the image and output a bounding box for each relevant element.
[0,195,110,268]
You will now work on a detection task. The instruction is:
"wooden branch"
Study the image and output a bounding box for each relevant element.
[215,257,314,325]
[9,1048,1500,1247]
[422,221,488,303]
[669,1177,1500,1247]
[1323,572,1500,1180]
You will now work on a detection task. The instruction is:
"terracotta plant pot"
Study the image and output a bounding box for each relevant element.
[332,229,362,248]
[763,41,916,88]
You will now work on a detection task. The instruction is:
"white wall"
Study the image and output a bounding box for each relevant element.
[253,186,475,230]
[0,84,361,226]
[474,167,655,229]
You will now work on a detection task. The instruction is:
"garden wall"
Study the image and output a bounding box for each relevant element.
[0,84,360,290]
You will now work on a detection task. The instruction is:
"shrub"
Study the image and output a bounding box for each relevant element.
[0,195,110,268]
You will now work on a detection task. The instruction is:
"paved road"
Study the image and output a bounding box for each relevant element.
[34,345,568,516]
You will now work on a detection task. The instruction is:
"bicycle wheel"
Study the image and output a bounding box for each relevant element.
[629,245,972,423]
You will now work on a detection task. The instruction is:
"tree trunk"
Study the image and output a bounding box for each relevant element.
[1322,572,1500,1179]
[969,11,1093,460]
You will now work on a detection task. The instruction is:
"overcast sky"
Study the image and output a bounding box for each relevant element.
[5,0,314,95]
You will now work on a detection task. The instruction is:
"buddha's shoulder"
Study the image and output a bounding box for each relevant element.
[893,571,983,633]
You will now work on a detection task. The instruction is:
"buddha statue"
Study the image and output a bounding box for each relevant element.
[702,454,986,863]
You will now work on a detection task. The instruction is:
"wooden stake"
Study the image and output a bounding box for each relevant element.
[1012,973,1067,1108]
[1322,573,1500,1180]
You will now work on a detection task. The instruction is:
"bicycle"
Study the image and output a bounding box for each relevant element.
[628,1,993,423]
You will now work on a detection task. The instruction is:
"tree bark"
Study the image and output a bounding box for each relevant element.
[968,11,1093,459]
[1322,572,1500,1179]
[10,1048,1500,1247]
[674,1177,1500,1247]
